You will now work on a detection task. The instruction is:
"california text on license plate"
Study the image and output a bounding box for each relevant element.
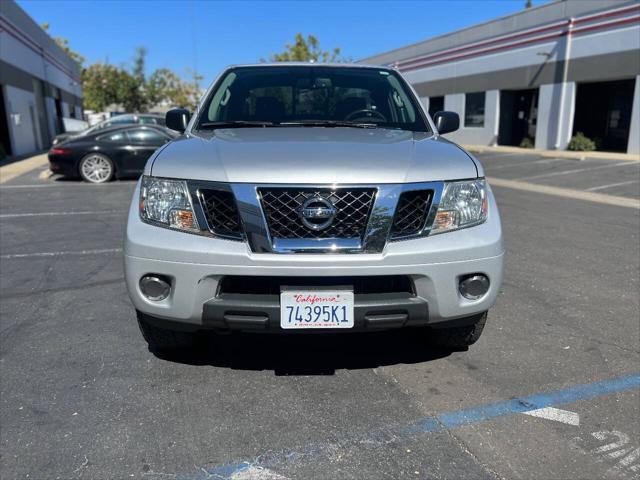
[280,289,354,329]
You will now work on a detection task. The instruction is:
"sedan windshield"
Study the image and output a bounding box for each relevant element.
[196,66,430,132]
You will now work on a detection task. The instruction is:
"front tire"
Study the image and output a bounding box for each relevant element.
[428,312,487,349]
[136,311,198,351]
[79,153,114,183]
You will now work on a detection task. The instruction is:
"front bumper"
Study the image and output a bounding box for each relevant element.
[124,180,504,331]
[202,291,430,331]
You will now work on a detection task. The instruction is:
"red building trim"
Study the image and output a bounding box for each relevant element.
[395,4,640,73]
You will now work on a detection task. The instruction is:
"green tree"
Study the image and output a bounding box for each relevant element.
[81,63,122,111]
[41,22,201,113]
[525,0,533,8]
[117,68,147,112]
[147,68,202,110]
[268,33,347,62]
[82,63,148,112]
[41,22,85,70]
[132,47,147,82]
[123,47,149,111]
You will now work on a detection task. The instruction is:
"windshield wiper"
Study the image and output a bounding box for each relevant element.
[279,120,378,129]
[199,121,276,129]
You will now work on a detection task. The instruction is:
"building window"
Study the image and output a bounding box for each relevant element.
[464,92,485,127]
[428,96,444,118]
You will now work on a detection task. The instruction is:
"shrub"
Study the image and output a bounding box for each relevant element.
[568,132,596,151]
[519,137,534,149]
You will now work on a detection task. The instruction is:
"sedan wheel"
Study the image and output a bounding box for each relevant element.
[79,154,114,183]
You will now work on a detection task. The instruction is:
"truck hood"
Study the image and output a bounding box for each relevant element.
[149,127,478,184]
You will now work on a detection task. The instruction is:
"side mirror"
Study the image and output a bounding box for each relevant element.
[433,111,459,135]
[166,109,191,133]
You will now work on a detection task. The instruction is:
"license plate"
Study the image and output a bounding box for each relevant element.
[280,289,354,329]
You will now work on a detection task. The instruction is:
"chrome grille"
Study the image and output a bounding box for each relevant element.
[390,190,433,239]
[259,188,376,239]
[198,189,243,238]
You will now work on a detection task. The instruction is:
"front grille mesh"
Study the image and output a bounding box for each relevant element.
[259,188,376,239]
[198,189,242,238]
[195,185,432,244]
[390,190,433,239]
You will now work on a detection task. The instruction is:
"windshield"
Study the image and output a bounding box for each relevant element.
[196,66,429,132]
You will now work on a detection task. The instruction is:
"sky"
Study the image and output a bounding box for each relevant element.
[19,0,547,87]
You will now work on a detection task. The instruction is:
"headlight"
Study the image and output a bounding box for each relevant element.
[431,179,488,234]
[139,176,199,232]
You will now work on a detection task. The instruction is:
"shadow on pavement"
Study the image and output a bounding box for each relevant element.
[151,329,454,375]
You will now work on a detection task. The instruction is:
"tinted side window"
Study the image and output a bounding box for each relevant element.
[96,131,128,143]
[127,128,166,144]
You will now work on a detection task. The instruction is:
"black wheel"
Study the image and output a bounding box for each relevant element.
[78,153,114,183]
[428,312,487,349]
[136,311,198,351]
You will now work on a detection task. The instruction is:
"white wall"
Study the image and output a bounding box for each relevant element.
[628,75,640,156]
[5,85,38,155]
[559,82,577,151]
[420,97,429,115]
[536,82,576,150]
[439,90,499,146]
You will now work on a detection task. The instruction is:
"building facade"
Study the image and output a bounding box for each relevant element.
[0,0,82,157]
[362,0,640,154]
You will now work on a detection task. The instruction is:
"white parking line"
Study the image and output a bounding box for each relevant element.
[523,407,580,426]
[488,177,640,209]
[518,161,638,181]
[0,248,123,259]
[488,157,571,170]
[587,180,640,192]
[484,152,524,158]
[0,210,123,218]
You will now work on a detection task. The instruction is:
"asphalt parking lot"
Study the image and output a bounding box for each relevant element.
[0,151,639,479]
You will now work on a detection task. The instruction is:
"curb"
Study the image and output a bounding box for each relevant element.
[0,153,49,184]
[464,145,640,162]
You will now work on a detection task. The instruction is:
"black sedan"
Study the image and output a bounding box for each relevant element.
[52,113,165,146]
[48,125,176,183]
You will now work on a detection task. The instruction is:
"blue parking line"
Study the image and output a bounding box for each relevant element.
[408,372,640,432]
[186,372,640,479]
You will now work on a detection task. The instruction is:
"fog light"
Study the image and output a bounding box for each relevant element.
[140,275,171,301]
[459,274,489,300]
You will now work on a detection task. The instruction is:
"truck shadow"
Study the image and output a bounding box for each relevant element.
[151,329,456,375]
